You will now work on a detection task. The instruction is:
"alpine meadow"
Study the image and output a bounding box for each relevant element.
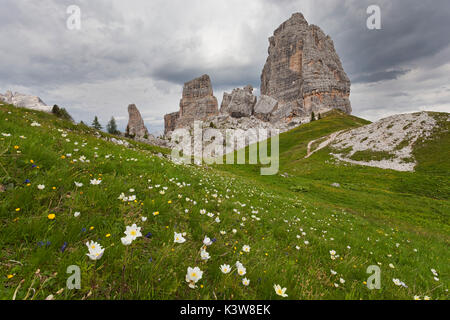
[0,2,449,304]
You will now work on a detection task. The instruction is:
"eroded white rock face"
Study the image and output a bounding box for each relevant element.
[0,91,52,112]
[331,112,439,172]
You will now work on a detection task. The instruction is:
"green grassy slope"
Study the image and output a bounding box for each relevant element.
[218,111,449,234]
[0,104,448,300]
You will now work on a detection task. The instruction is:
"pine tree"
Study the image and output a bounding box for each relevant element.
[318,113,322,120]
[106,117,119,135]
[91,116,102,130]
[52,104,73,121]
[311,111,316,122]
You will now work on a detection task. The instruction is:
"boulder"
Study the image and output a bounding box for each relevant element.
[269,101,304,123]
[254,95,278,121]
[220,85,256,118]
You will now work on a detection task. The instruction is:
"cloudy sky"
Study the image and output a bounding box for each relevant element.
[1,0,449,134]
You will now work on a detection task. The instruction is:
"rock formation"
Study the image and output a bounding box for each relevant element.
[164,111,180,135]
[125,104,168,147]
[220,85,256,118]
[253,95,278,122]
[0,90,52,112]
[260,13,351,117]
[176,74,219,128]
[163,12,352,135]
[126,104,149,139]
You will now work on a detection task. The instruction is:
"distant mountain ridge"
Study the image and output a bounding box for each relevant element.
[0,90,52,113]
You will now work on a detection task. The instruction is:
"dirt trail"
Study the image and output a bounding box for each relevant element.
[305,130,343,159]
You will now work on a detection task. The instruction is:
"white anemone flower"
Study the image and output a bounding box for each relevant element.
[174,232,186,244]
[203,236,213,246]
[242,245,250,253]
[274,284,288,297]
[121,236,133,246]
[200,249,210,261]
[185,267,203,289]
[220,264,231,274]
[86,241,105,260]
[124,224,142,241]
[90,179,102,185]
[237,265,246,276]
[242,278,250,286]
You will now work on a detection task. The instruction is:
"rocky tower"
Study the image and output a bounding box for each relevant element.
[261,13,351,118]
[126,104,149,139]
[176,74,219,128]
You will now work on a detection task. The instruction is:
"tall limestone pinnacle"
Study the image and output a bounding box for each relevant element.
[126,104,149,139]
[261,12,351,118]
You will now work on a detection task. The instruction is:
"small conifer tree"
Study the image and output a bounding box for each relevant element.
[91,116,102,130]
[106,117,119,135]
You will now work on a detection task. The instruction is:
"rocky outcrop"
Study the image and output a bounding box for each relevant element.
[220,85,256,118]
[176,74,219,128]
[165,112,305,157]
[163,74,219,134]
[260,13,351,117]
[254,95,278,122]
[0,91,52,112]
[164,111,179,135]
[329,112,442,172]
[124,104,168,147]
[220,92,233,115]
[126,104,149,139]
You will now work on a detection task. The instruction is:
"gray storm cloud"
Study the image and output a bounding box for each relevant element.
[0,0,449,134]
